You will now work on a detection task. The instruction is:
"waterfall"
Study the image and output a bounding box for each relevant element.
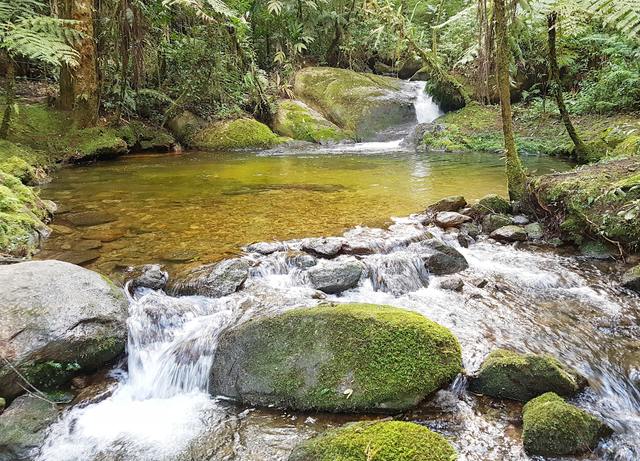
[412,81,443,124]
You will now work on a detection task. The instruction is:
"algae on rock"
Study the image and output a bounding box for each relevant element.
[189,118,286,150]
[209,303,462,412]
[273,99,348,143]
[289,420,458,461]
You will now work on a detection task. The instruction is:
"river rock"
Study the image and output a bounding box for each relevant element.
[511,214,530,225]
[301,237,345,258]
[525,222,544,240]
[621,264,640,293]
[0,261,127,400]
[169,258,249,297]
[435,211,472,228]
[245,241,288,255]
[293,67,415,140]
[129,264,169,291]
[0,395,58,461]
[470,349,586,402]
[523,392,612,456]
[209,303,462,412]
[65,211,118,227]
[306,259,363,294]
[490,225,528,242]
[409,239,469,275]
[482,213,512,233]
[439,276,464,292]
[476,194,512,214]
[285,251,317,269]
[427,195,467,213]
[273,99,348,143]
[81,228,125,242]
[289,420,458,461]
[460,222,481,238]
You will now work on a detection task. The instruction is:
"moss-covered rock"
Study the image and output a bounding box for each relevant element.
[470,349,586,402]
[190,118,286,150]
[293,67,415,140]
[622,264,640,293]
[529,157,640,253]
[0,171,51,256]
[209,303,462,412]
[273,99,349,143]
[289,420,458,461]
[0,141,43,183]
[522,392,611,456]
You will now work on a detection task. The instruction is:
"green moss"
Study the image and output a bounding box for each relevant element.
[289,420,458,461]
[470,349,585,402]
[530,157,640,253]
[471,194,511,216]
[191,118,286,150]
[523,392,611,456]
[214,303,462,412]
[274,100,350,143]
[21,360,81,391]
[612,135,640,159]
[293,67,413,140]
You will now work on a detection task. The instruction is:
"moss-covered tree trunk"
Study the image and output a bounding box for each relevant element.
[0,53,15,139]
[547,11,589,162]
[494,0,526,201]
[58,0,99,127]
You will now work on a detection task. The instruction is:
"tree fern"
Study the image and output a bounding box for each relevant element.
[162,0,236,22]
[586,0,640,37]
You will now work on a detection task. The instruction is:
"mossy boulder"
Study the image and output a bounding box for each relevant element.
[190,118,286,150]
[293,67,415,140]
[273,99,349,143]
[0,261,128,400]
[0,171,51,256]
[289,420,458,461]
[622,264,640,293]
[0,141,42,183]
[0,395,58,461]
[529,157,640,253]
[474,194,511,215]
[522,392,612,456]
[470,349,586,402]
[209,303,462,412]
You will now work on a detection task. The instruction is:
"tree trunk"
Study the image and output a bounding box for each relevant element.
[494,0,526,201]
[547,11,589,162]
[0,54,16,139]
[57,0,99,127]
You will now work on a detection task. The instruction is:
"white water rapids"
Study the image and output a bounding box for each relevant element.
[35,85,640,461]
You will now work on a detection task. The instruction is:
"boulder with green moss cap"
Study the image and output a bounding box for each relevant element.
[190,118,286,150]
[289,420,458,461]
[470,194,512,218]
[523,392,612,456]
[209,303,462,412]
[273,99,349,143]
[470,349,586,402]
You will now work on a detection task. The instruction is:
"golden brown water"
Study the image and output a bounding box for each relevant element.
[38,150,571,276]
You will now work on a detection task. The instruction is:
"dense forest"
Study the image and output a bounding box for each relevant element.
[1,0,640,460]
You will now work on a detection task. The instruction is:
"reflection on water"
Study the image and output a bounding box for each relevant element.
[38,150,571,275]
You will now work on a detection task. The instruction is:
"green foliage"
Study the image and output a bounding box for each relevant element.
[0,0,81,67]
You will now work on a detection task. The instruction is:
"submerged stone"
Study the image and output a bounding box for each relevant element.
[209,303,462,412]
[306,259,363,294]
[523,392,612,456]
[470,349,586,402]
[0,261,127,400]
[289,420,458,461]
[66,210,118,227]
[169,258,249,297]
[0,395,58,461]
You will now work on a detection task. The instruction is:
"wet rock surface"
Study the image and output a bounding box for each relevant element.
[306,259,363,294]
[0,261,128,400]
[490,225,528,242]
[409,238,469,275]
[435,211,472,228]
[129,264,168,291]
[427,195,467,213]
[169,258,250,297]
[301,237,345,258]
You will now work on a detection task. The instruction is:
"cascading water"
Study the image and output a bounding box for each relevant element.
[34,86,640,461]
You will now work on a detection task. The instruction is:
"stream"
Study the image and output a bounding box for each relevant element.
[34,82,639,461]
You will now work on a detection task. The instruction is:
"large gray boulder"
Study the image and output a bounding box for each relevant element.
[306,259,363,294]
[169,258,249,297]
[409,239,469,275]
[0,395,58,461]
[0,261,127,400]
